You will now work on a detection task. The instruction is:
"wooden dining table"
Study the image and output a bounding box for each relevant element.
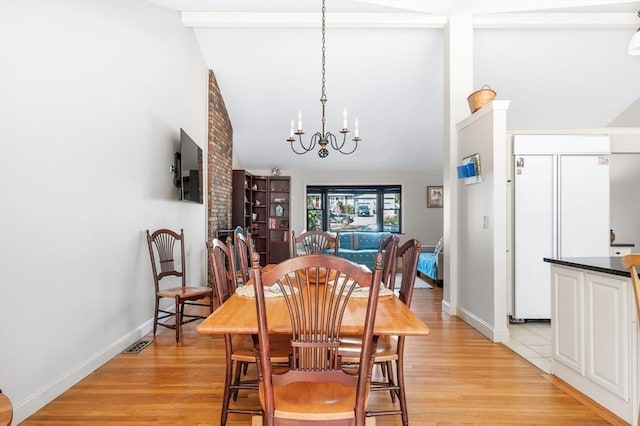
[197,264,430,338]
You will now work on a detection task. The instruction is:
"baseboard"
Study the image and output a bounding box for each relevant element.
[441,299,454,316]
[456,306,509,343]
[13,319,154,424]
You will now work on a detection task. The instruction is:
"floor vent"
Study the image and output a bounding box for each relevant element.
[123,338,153,354]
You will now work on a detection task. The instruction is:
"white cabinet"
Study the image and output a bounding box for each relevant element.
[584,273,630,400]
[552,267,584,374]
[551,265,636,423]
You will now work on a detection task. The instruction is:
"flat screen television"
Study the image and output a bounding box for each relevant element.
[174,128,203,203]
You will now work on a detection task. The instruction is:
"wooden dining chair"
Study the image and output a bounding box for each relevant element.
[0,390,12,426]
[146,228,213,342]
[379,234,400,290]
[291,230,338,257]
[340,238,421,426]
[235,231,253,285]
[207,238,290,425]
[251,252,383,425]
[621,253,640,426]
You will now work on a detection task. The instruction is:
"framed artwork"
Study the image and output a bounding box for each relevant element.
[427,186,443,208]
[462,153,482,185]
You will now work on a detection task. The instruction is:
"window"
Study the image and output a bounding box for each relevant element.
[306,185,401,233]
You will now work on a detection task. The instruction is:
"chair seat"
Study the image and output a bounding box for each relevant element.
[156,286,212,298]
[260,381,359,421]
[231,334,291,363]
[339,335,397,363]
[0,392,13,426]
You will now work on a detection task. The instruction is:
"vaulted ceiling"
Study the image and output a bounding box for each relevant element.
[150,0,640,171]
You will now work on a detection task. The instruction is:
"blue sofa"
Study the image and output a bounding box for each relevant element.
[336,231,392,269]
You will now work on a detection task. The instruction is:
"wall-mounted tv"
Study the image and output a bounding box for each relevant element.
[174,128,203,203]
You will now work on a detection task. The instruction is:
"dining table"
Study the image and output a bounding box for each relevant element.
[197,264,430,338]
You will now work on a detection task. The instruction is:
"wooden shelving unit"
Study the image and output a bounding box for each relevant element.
[267,176,290,264]
[232,171,290,266]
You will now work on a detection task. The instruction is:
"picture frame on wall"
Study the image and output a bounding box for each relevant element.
[427,186,443,208]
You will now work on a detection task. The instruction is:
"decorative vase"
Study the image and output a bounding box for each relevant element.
[252,213,258,221]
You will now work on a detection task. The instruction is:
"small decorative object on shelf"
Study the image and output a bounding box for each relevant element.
[252,213,258,221]
[252,184,258,190]
[467,85,496,113]
[255,199,261,206]
[275,204,284,216]
[271,167,281,176]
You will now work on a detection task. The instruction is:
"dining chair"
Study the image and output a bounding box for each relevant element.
[340,238,421,426]
[207,238,290,425]
[291,230,338,257]
[235,230,253,285]
[146,228,213,342]
[621,253,640,426]
[0,390,12,426]
[339,234,399,388]
[379,234,400,290]
[251,252,383,425]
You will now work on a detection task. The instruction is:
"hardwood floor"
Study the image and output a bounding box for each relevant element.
[23,287,625,425]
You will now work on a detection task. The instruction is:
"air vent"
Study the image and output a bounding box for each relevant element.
[122,338,152,354]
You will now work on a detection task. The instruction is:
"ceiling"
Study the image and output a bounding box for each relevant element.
[149,0,640,172]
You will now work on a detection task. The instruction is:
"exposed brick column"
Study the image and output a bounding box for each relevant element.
[207,69,233,283]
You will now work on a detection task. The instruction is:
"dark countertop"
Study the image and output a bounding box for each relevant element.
[543,256,637,278]
[611,243,635,247]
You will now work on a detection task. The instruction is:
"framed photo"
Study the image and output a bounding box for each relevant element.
[427,186,443,208]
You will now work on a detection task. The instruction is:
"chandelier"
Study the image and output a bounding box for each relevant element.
[286,0,361,158]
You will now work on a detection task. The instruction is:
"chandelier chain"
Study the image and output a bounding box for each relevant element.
[321,0,326,100]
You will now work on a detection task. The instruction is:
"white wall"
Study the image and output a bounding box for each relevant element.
[0,1,208,422]
[454,101,510,342]
[247,169,443,248]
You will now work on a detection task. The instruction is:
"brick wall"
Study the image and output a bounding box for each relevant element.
[207,70,233,247]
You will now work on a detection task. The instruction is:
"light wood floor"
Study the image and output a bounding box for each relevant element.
[23,287,625,425]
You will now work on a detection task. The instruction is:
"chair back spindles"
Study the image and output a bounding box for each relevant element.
[291,230,338,257]
[379,235,400,290]
[252,252,383,424]
[207,238,238,305]
[397,239,422,308]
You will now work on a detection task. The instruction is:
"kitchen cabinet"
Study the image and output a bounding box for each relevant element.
[549,260,637,424]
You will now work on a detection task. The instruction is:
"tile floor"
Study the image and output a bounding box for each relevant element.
[504,320,552,374]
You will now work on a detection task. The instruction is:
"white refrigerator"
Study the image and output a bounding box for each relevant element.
[512,135,610,320]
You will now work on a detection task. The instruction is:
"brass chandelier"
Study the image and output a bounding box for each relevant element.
[286,0,361,158]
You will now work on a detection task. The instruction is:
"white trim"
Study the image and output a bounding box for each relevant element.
[181,11,637,29]
[457,306,510,343]
[13,321,154,424]
[182,12,447,28]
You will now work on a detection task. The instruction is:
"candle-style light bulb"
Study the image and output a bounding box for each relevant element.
[343,108,348,129]
[290,119,294,137]
[354,118,359,138]
[297,110,303,131]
